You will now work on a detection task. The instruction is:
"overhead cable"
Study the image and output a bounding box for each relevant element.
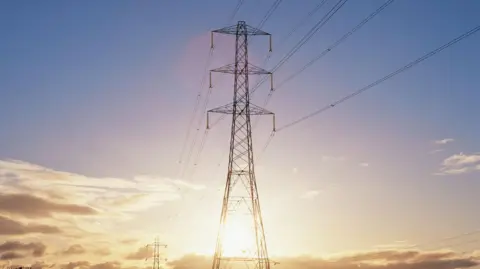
[276,24,480,132]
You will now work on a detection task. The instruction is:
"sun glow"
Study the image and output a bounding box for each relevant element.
[222,217,256,257]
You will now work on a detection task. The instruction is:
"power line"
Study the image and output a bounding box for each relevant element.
[405,230,480,251]
[177,0,245,179]
[188,128,210,178]
[278,0,329,47]
[276,24,480,132]
[259,0,328,71]
[253,0,395,133]
[252,0,348,129]
[229,0,245,23]
[181,86,213,179]
[256,0,283,31]
[169,1,282,221]
[252,0,328,100]
[361,230,480,258]
[276,0,396,92]
[249,0,349,99]
[184,0,283,179]
[177,0,245,169]
[177,48,213,168]
[252,0,347,156]
[210,114,227,129]
[268,0,348,73]
[255,23,480,158]
[256,131,275,163]
[380,230,480,254]
[248,0,285,99]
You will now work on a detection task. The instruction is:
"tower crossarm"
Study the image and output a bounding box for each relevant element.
[146,237,168,269]
[207,103,275,131]
[212,22,270,36]
[208,103,273,115]
[211,63,271,75]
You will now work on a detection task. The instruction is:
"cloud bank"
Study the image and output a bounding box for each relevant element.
[0,159,204,266]
[167,249,479,269]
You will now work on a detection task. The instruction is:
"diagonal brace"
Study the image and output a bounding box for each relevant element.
[211,63,271,75]
[207,103,275,132]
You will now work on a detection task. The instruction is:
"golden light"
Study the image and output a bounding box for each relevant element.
[221,216,255,257]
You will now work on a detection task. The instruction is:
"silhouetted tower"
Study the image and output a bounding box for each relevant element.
[146,237,167,269]
[207,21,275,269]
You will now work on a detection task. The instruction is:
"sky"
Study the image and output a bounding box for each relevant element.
[1,0,480,269]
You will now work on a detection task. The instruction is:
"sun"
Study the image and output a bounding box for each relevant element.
[221,217,255,257]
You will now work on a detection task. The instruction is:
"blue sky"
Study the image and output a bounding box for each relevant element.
[1,0,480,266]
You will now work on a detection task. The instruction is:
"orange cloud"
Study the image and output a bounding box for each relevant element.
[0,215,61,235]
[0,159,205,240]
[62,244,86,255]
[167,249,479,269]
[0,241,46,260]
[2,248,478,269]
[0,193,97,218]
[125,246,151,260]
[59,261,142,269]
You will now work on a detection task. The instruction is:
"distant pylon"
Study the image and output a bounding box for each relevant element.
[207,21,275,269]
[146,237,167,269]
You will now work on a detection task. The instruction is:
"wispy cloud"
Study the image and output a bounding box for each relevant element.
[436,152,480,175]
[61,244,86,255]
[168,249,480,269]
[0,193,97,218]
[433,138,455,145]
[0,241,46,260]
[0,159,205,238]
[359,162,369,167]
[300,190,320,200]
[443,153,480,167]
[0,215,61,235]
[429,149,445,154]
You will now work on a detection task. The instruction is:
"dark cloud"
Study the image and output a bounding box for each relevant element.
[0,193,97,218]
[90,262,123,269]
[31,261,57,269]
[306,256,477,269]
[0,215,62,235]
[61,261,90,269]
[125,246,151,260]
[0,241,46,259]
[167,250,480,269]
[332,249,457,263]
[168,254,210,269]
[59,261,142,269]
[62,244,86,255]
[120,239,138,245]
[0,251,25,260]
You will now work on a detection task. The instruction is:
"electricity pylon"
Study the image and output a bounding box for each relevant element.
[207,21,275,269]
[146,237,167,269]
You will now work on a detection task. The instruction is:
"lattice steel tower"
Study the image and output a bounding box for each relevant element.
[146,237,167,269]
[207,21,275,269]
